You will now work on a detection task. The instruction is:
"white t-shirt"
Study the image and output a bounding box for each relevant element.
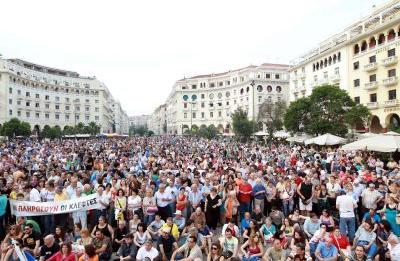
[155,191,171,207]
[136,246,159,261]
[390,243,400,260]
[336,194,356,218]
[29,188,41,202]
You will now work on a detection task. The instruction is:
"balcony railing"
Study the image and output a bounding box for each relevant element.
[367,102,379,109]
[364,62,377,72]
[382,76,398,86]
[384,99,400,108]
[364,81,378,90]
[382,56,398,66]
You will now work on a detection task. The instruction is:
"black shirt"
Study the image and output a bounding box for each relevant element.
[40,243,60,260]
[300,182,313,200]
[157,234,176,255]
[23,231,41,250]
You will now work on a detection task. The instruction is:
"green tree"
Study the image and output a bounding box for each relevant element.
[147,130,155,136]
[258,100,286,138]
[87,122,100,135]
[63,125,75,135]
[1,118,31,138]
[206,125,218,139]
[41,125,51,138]
[49,126,62,139]
[129,125,136,137]
[284,85,370,136]
[231,108,255,139]
[74,122,85,134]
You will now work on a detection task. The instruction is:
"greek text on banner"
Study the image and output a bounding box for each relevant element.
[10,194,100,216]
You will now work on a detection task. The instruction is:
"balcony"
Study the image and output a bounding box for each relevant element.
[298,73,306,79]
[382,56,398,67]
[364,81,378,90]
[363,62,377,72]
[367,102,379,109]
[330,74,340,83]
[382,76,398,86]
[384,99,400,108]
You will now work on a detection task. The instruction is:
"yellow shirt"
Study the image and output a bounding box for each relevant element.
[160,223,180,239]
[54,192,69,201]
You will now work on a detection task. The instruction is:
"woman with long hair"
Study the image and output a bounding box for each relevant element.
[54,226,72,245]
[47,242,76,261]
[133,223,151,255]
[1,225,22,255]
[77,228,93,246]
[91,216,113,239]
[240,234,264,261]
[243,220,259,243]
[78,244,99,261]
[281,218,294,239]
[207,241,223,261]
[114,189,127,222]
[320,209,335,232]
[142,188,157,225]
[224,190,239,224]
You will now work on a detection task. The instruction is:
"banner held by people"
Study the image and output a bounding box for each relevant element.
[9,194,99,216]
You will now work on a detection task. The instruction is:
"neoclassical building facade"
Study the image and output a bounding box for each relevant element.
[290,0,400,132]
[153,63,289,135]
[0,56,128,134]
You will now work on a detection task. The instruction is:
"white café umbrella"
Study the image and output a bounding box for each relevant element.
[253,131,268,136]
[342,132,400,152]
[273,130,291,138]
[287,134,314,143]
[304,133,346,146]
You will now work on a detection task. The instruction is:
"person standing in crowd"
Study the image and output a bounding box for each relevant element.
[155,184,172,221]
[297,176,314,216]
[336,189,357,242]
[205,187,222,231]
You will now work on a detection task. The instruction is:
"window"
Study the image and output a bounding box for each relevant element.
[389,69,396,77]
[17,90,21,95]
[184,113,187,119]
[226,80,230,85]
[324,72,328,79]
[218,102,222,106]
[218,93,223,99]
[184,103,188,109]
[335,67,340,75]
[353,61,359,70]
[354,97,360,104]
[35,103,39,108]
[55,96,60,102]
[75,115,80,121]
[35,113,39,118]
[45,104,50,109]
[85,116,89,121]
[209,82,215,87]
[66,97,70,102]
[55,114,60,120]
[388,48,396,57]
[192,85,197,89]
[266,73,271,79]
[389,90,397,100]
[9,87,12,94]
[201,112,205,118]
[65,114,70,121]
[369,55,376,63]
[95,116,99,121]
[354,79,360,87]
[9,110,12,116]
[8,99,12,105]
[26,92,30,97]
[226,101,229,106]
[95,99,99,103]
[26,112,30,118]
[95,107,99,112]
[369,74,376,82]
[26,101,30,107]
[218,111,222,117]
[210,112,213,118]
[218,82,223,87]
[17,111,21,117]
[201,94,205,99]
[275,74,280,79]
[370,93,377,102]
[45,113,50,119]
[55,105,60,110]
[66,105,70,110]
[209,103,214,107]
[17,100,21,105]
[192,112,196,119]
[75,106,80,111]
[201,102,205,108]
[45,95,49,100]
[257,85,263,92]
[86,107,90,112]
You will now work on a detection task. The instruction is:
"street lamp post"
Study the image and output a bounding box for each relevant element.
[248,71,256,121]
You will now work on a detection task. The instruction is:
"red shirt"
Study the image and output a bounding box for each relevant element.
[330,233,350,250]
[238,183,252,203]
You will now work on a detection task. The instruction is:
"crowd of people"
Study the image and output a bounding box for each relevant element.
[0,136,400,261]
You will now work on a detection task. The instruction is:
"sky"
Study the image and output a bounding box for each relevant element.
[0,0,389,115]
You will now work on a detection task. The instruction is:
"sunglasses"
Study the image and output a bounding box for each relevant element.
[212,247,218,250]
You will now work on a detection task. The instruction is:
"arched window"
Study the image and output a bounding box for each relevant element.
[333,54,337,63]
[369,37,376,48]
[320,60,323,68]
[217,93,222,99]
[313,64,316,71]
[257,85,263,92]
[276,86,282,93]
[316,63,320,70]
[225,91,230,98]
[267,85,272,92]
[398,27,400,37]
[338,52,341,62]
[324,58,328,67]
[246,86,249,92]
[240,88,244,95]
[328,57,332,65]
[361,41,367,51]
[378,33,385,44]
[388,29,396,41]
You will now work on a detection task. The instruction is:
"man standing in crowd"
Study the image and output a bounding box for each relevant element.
[336,189,357,242]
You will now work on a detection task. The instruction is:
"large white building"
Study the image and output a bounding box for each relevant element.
[0,56,128,134]
[154,63,289,135]
[128,115,150,128]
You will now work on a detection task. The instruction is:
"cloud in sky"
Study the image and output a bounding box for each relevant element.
[0,0,388,115]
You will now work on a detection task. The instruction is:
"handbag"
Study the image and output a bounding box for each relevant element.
[147,206,158,214]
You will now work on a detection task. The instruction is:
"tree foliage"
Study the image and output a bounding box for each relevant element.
[1,118,31,138]
[258,100,286,137]
[231,108,255,139]
[284,85,371,136]
[129,124,152,136]
[194,124,218,139]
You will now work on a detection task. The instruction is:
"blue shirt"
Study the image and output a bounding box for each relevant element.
[363,212,381,223]
[316,242,338,258]
[0,195,7,216]
[252,184,266,200]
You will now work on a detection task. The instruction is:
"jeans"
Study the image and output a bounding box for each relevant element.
[239,201,251,219]
[282,200,293,217]
[72,211,87,229]
[339,217,356,242]
[358,240,378,259]
[144,214,155,225]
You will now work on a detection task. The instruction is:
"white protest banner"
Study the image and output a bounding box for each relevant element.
[10,194,100,216]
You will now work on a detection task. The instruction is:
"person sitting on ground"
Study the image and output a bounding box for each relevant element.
[21,223,41,257]
[117,233,135,261]
[147,214,165,241]
[171,236,203,261]
[47,242,76,261]
[263,238,286,261]
[78,244,99,261]
[173,210,186,231]
[345,245,367,261]
[92,230,112,261]
[159,217,180,240]
[219,228,239,258]
[314,238,338,261]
